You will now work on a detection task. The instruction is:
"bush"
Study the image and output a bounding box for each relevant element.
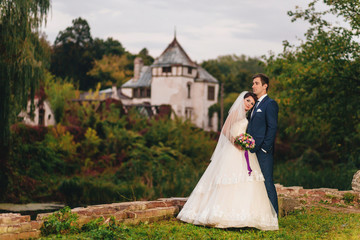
[274,160,358,190]
[41,206,79,236]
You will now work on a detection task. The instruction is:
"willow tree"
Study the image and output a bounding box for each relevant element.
[0,0,51,196]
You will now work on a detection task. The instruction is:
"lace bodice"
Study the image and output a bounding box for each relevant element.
[230,118,248,138]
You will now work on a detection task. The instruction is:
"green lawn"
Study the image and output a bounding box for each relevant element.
[38,207,360,240]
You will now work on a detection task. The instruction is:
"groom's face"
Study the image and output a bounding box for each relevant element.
[252,77,267,97]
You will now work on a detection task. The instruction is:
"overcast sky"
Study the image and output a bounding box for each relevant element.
[42,0,317,62]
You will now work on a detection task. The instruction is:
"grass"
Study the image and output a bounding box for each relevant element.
[38,207,360,240]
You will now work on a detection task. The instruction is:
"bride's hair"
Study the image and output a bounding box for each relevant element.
[244,92,257,102]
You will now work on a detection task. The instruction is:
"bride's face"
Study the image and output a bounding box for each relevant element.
[244,96,255,111]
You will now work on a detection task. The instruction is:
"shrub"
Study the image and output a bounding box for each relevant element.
[343,193,355,204]
[40,206,79,236]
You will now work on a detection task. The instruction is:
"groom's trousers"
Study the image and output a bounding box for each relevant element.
[256,150,279,216]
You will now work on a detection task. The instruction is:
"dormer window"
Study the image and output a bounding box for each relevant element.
[162,66,171,73]
[188,67,192,74]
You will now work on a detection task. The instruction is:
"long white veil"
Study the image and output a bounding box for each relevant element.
[210,91,248,162]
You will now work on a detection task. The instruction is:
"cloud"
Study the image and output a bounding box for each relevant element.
[42,0,314,61]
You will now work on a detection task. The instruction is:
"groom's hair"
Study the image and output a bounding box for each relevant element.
[252,73,269,92]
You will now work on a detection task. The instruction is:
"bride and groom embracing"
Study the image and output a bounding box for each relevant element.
[177,73,279,231]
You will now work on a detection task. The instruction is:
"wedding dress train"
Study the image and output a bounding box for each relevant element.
[177,118,279,231]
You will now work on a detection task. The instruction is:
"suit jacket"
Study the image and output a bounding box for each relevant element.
[247,96,278,154]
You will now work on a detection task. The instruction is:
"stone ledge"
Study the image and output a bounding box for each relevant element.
[0,192,358,239]
[0,198,185,239]
[0,214,30,225]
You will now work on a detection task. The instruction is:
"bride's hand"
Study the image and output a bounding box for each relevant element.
[235,144,244,151]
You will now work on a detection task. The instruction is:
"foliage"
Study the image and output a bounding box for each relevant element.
[50,18,152,91]
[265,0,360,164]
[58,177,124,206]
[201,54,264,95]
[202,55,264,130]
[82,127,102,167]
[87,54,133,87]
[92,37,125,59]
[39,207,360,240]
[0,0,50,196]
[54,109,216,206]
[342,193,355,204]
[0,0,50,143]
[44,72,76,123]
[45,124,79,161]
[273,159,358,190]
[138,47,154,66]
[50,17,96,90]
[40,206,79,236]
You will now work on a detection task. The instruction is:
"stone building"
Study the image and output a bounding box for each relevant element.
[121,37,219,131]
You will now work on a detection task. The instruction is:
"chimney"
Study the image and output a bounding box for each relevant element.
[133,57,143,82]
[112,85,119,99]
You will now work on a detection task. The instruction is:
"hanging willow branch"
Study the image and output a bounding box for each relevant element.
[0,0,50,145]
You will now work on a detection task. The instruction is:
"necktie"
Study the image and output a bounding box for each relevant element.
[251,100,259,118]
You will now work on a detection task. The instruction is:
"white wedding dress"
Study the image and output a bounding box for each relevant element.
[177,118,279,231]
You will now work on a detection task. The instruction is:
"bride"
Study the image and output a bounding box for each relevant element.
[177,91,279,231]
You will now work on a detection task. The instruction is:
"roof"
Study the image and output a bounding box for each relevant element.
[122,37,218,88]
[78,87,131,100]
[152,37,197,67]
[122,66,152,88]
[195,66,218,83]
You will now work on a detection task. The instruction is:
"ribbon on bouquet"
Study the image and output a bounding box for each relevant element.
[244,150,252,176]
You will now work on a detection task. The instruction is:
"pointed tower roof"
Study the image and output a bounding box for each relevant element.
[152,37,197,67]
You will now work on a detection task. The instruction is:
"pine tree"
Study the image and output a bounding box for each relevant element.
[0,0,50,198]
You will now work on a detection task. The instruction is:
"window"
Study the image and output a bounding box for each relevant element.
[38,108,45,126]
[162,66,171,73]
[208,86,215,100]
[133,88,151,98]
[185,107,193,120]
[140,88,145,98]
[132,88,138,98]
[187,83,191,99]
[188,67,192,74]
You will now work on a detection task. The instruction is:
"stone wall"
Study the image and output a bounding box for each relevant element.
[1,185,359,239]
[0,198,186,240]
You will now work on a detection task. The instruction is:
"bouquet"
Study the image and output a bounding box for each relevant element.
[234,133,255,176]
[234,133,255,151]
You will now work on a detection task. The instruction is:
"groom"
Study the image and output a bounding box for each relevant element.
[247,73,279,215]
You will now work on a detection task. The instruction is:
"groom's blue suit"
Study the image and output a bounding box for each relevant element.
[247,95,279,215]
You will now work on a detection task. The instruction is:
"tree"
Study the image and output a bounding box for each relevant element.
[266,0,360,163]
[202,55,264,95]
[87,54,133,87]
[202,54,264,130]
[138,48,154,66]
[50,17,95,90]
[0,0,51,198]
[92,37,125,60]
[44,72,76,123]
